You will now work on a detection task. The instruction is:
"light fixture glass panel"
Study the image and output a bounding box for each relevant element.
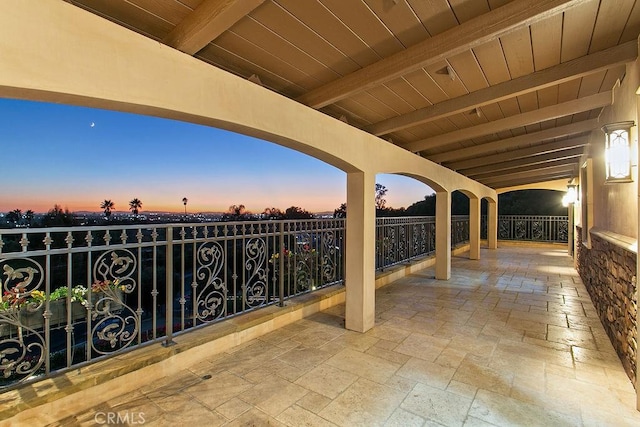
[602,121,634,183]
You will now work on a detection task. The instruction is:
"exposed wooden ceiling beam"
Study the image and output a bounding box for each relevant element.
[365,41,636,136]
[446,135,589,170]
[402,92,609,153]
[429,119,597,163]
[460,146,584,177]
[478,164,577,185]
[296,0,586,108]
[163,0,265,55]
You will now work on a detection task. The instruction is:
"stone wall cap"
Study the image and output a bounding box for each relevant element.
[590,227,637,254]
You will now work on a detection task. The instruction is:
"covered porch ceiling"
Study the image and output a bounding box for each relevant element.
[63,0,640,190]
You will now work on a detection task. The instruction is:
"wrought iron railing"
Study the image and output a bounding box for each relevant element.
[0,215,472,389]
[480,215,569,242]
[375,216,470,270]
[0,219,345,390]
[375,216,435,270]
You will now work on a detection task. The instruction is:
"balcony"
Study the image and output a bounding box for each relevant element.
[4,242,639,425]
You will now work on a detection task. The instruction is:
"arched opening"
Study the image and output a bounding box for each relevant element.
[1,99,348,218]
[495,189,569,244]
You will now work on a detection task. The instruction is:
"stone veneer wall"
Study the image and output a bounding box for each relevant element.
[576,226,637,386]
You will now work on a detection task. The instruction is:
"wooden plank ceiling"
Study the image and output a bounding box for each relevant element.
[65,0,640,190]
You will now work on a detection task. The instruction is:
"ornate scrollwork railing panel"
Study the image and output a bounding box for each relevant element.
[90,249,138,355]
[321,231,338,285]
[491,216,569,242]
[375,217,436,271]
[0,258,46,388]
[194,241,226,322]
[244,238,268,308]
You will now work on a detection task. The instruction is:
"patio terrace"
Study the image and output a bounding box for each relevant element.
[8,244,640,426]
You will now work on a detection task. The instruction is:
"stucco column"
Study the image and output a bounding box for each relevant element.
[436,190,451,280]
[487,199,498,249]
[469,197,481,260]
[345,171,376,332]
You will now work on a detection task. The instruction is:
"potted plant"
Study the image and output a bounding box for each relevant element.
[0,285,90,337]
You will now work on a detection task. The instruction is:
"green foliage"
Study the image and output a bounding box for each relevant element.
[129,198,142,216]
[42,204,76,227]
[284,206,313,219]
[404,191,470,216]
[498,190,565,215]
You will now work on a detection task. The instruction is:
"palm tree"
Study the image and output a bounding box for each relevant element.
[229,204,246,218]
[24,209,35,227]
[182,197,188,215]
[129,198,142,217]
[100,199,115,219]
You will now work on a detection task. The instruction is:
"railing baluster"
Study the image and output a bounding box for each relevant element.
[163,226,175,347]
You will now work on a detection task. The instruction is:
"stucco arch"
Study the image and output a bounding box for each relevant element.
[497,179,569,195]
[0,0,498,333]
[0,2,494,204]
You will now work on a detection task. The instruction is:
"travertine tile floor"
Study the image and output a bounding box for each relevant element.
[58,246,640,426]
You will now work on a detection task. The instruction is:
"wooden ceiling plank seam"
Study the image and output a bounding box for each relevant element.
[333,96,388,123]
[403,69,450,105]
[402,90,611,152]
[365,85,415,117]
[363,40,636,136]
[125,0,193,25]
[163,0,266,55]
[197,43,309,94]
[321,104,370,128]
[589,0,636,53]
[252,2,361,77]
[231,16,342,83]
[499,25,535,79]
[473,38,512,86]
[448,0,491,24]
[448,137,588,171]
[69,0,172,41]
[352,90,404,119]
[516,91,540,114]
[427,118,598,163]
[274,0,381,68]
[530,12,562,71]
[424,61,470,99]
[560,0,599,62]
[296,0,589,108]
[362,0,430,49]
[319,0,404,59]
[383,78,432,111]
[215,30,326,89]
[577,69,607,97]
[406,0,458,37]
[447,50,490,93]
[620,0,640,43]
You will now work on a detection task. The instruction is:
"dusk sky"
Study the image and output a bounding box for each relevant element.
[1,98,434,214]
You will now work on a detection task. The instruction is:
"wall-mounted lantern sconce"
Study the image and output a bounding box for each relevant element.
[602,121,635,183]
[562,183,578,207]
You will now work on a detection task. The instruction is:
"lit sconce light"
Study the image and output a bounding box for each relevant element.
[562,183,577,207]
[602,121,635,183]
